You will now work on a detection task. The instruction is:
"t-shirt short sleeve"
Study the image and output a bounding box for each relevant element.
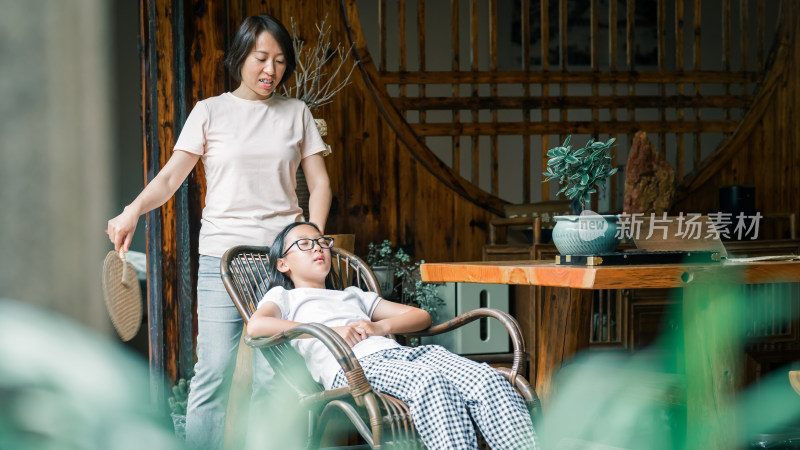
[173,102,209,155]
[300,105,329,159]
[343,286,381,318]
[257,286,288,319]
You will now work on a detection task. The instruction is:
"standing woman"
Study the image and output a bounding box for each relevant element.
[106,15,332,450]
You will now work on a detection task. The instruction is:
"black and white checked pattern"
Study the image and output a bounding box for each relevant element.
[331,345,537,450]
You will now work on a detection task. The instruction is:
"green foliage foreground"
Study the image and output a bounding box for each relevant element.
[538,269,800,450]
[0,299,184,450]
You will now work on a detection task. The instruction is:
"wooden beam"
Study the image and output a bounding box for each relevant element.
[490,0,498,196]
[412,120,740,136]
[470,0,480,186]
[694,0,703,169]
[451,0,461,175]
[522,0,530,203]
[380,70,760,84]
[541,0,550,202]
[393,94,753,110]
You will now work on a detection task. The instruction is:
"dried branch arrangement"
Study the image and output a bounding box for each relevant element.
[282,16,358,110]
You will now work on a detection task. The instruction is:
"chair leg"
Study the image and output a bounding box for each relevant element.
[313,400,376,449]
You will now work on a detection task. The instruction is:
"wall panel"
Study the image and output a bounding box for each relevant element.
[673,4,800,239]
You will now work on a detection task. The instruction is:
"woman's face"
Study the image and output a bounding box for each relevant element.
[278,225,331,288]
[235,30,287,100]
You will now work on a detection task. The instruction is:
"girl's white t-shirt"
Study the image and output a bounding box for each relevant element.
[174,92,327,257]
[257,286,401,389]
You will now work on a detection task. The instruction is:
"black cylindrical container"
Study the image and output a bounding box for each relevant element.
[719,185,756,240]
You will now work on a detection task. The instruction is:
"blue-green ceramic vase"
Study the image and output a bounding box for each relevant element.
[552,214,621,255]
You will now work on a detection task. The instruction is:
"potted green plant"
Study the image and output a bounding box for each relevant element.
[366,240,444,321]
[168,377,190,441]
[400,275,446,323]
[366,240,402,296]
[542,136,621,255]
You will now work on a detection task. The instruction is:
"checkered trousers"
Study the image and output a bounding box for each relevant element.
[331,345,537,450]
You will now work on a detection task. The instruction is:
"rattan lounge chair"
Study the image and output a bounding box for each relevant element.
[220,244,540,449]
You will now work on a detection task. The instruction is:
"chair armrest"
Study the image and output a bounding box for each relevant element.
[402,308,527,386]
[244,323,375,405]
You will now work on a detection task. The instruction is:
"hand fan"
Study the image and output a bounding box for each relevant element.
[101,250,143,341]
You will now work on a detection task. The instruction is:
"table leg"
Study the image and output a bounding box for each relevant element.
[534,286,593,407]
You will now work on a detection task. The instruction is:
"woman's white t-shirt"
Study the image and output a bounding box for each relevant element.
[174,92,327,257]
[257,286,401,389]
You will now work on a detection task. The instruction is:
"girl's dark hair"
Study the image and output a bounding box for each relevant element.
[268,222,337,290]
[224,15,296,86]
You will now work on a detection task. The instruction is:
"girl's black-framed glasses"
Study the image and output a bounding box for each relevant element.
[281,236,335,257]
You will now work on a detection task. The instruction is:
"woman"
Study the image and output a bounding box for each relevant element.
[106,15,331,450]
[248,222,537,450]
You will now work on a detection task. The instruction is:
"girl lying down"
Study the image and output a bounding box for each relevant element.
[248,221,537,450]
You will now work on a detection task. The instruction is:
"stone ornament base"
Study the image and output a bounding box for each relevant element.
[314,118,328,136]
[314,118,331,157]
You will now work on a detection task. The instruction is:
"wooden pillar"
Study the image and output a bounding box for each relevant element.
[140,0,200,405]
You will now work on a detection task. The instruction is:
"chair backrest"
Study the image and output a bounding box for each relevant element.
[220,245,382,325]
[220,246,271,324]
[329,249,382,294]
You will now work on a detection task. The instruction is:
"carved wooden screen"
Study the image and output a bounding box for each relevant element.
[357,0,783,212]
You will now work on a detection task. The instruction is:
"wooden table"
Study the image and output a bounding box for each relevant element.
[421,259,800,449]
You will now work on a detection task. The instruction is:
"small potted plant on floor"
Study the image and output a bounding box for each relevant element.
[542,136,621,255]
[366,240,405,298]
[366,240,444,321]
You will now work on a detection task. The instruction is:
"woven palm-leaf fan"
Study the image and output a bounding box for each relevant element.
[101,250,142,341]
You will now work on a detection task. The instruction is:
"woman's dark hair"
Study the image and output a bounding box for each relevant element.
[268,222,337,290]
[224,15,296,86]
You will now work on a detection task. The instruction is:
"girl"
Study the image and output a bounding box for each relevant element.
[248,222,537,450]
[106,15,331,450]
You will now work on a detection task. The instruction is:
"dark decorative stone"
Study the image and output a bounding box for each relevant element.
[623,131,676,215]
